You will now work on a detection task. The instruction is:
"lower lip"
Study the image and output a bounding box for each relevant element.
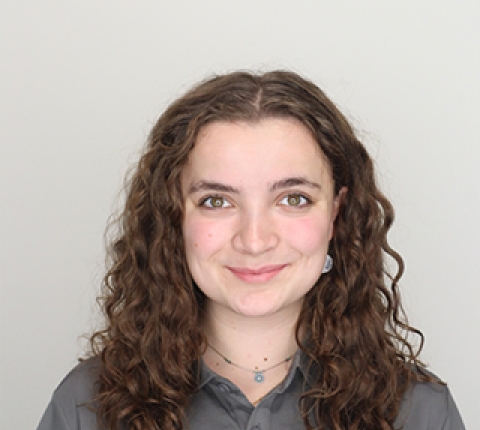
[227,265,287,283]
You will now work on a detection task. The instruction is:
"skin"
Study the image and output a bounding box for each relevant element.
[181,117,345,401]
[182,117,344,320]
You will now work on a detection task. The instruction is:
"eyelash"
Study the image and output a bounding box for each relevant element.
[278,193,312,207]
[198,193,312,209]
[199,195,232,209]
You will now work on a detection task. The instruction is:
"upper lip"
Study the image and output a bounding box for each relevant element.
[227,264,288,274]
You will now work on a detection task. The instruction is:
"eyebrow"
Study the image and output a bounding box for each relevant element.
[270,176,321,191]
[187,176,320,195]
[187,180,240,194]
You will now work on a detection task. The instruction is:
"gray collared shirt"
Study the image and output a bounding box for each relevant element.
[37,354,466,430]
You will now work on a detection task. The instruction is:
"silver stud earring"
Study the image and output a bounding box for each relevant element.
[322,254,333,274]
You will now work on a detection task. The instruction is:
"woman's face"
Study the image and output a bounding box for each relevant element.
[181,118,343,320]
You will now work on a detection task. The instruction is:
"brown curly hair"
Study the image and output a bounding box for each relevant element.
[90,70,430,430]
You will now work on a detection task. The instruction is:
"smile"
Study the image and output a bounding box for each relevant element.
[227,264,288,283]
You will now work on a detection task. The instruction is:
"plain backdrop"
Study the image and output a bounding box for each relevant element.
[1,2,479,429]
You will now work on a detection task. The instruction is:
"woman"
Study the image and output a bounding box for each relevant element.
[37,70,465,430]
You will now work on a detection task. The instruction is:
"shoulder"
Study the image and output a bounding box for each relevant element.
[396,371,466,430]
[54,357,100,403]
[37,357,100,430]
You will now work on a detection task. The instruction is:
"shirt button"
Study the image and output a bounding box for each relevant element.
[218,383,230,393]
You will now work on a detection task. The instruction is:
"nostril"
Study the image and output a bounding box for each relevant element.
[231,216,279,255]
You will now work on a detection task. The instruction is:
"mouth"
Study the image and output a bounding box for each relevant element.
[226,264,288,283]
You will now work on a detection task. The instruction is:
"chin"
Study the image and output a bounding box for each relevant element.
[231,294,298,319]
[233,306,282,318]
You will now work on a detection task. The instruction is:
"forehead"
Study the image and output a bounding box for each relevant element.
[181,118,333,189]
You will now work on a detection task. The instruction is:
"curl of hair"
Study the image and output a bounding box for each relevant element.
[89,70,433,430]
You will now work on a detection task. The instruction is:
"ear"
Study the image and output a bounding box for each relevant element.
[333,186,348,220]
[329,186,347,239]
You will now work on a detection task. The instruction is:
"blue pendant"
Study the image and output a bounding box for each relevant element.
[254,372,264,383]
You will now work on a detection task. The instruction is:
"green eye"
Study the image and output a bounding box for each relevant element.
[288,195,301,206]
[210,197,225,207]
[280,194,310,207]
[201,196,231,208]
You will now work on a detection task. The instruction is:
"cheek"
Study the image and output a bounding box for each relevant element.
[183,217,226,260]
[283,217,332,254]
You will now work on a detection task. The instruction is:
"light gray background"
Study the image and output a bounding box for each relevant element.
[1,2,478,429]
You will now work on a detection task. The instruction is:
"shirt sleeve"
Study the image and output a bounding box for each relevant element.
[36,397,73,430]
[395,380,467,430]
[441,387,466,430]
[35,360,99,430]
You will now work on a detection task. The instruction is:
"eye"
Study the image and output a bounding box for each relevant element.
[279,194,311,207]
[200,196,232,209]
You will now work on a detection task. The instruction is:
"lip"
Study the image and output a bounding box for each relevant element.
[227,264,288,283]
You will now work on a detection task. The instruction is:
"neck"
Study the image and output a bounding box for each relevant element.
[202,300,300,370]
[201,300,301,404]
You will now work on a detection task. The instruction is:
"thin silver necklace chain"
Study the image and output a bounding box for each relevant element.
[207,342,295,383]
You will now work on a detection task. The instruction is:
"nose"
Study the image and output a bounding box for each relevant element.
[232,210,279,256]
